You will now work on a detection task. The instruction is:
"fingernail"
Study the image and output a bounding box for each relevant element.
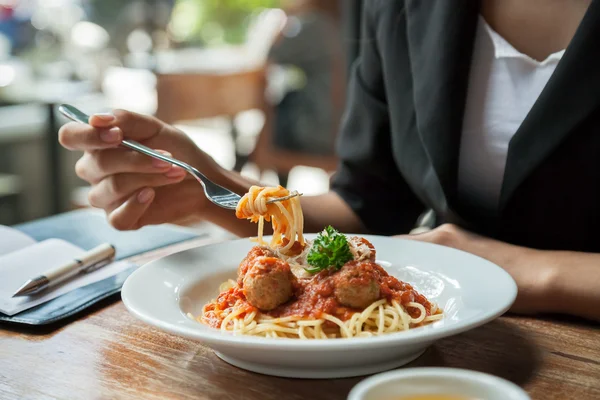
[165,166,186,178]
[152,151,172,168]
[137,188,154,203]
[94,113,115,122]
[100,127,121,143]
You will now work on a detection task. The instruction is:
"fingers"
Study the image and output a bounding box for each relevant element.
[60,109,166,152]
[111,109,166,141]
[137,180,205,227]
[75,149,180,184]
[88,170,186,209]
[107,179,203,230]
[107,188,155,230]
[88,113,116,128]
[89,109,165,141]
[396,233,430,241]
[59,122,123,151]
[396,224,462,248]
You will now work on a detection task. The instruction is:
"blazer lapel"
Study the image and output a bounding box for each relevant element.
[404,0,480,207]
[499,0,600,211]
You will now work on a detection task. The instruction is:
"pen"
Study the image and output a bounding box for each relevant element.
[11,243,116,297]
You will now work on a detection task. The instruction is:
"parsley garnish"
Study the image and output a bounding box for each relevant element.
[305,226,354,273]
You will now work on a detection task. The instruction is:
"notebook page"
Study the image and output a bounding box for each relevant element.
[0,225,36,256]
[0,238,135,315]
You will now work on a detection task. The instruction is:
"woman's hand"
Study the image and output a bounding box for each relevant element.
[59,109,223,230]
[396,224,557,315]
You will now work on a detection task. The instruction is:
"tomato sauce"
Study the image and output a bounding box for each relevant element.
[269,260,433,321]
[202,286,256,328]
[280,238,305,256]
[204,244,436,328]
[269,270,350,321]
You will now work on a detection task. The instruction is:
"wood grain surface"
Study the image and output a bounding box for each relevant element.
[1,239,599,400]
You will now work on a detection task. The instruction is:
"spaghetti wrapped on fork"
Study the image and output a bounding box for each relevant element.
[235,186,304,253]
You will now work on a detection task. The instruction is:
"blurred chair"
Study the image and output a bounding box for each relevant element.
[153,8,286,123]
[154,66,269,172]
[155,67,268,124]
[152,8,286,171]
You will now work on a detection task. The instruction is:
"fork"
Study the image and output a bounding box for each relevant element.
[58,104,299,210]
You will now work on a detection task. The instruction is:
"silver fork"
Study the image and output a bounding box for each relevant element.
[58,104,299,210]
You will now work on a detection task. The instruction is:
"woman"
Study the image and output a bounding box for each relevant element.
[59,0,600,321]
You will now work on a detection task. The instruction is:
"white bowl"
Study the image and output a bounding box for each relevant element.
[121,235,517,379]
[347,367,531,400]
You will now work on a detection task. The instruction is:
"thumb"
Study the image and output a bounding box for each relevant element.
[108,187,155,230]
[89,113,117,128]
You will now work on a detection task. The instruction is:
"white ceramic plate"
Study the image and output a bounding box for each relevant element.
[122,235,517,379]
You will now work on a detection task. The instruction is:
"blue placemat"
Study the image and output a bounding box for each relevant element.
[14,208,201,260]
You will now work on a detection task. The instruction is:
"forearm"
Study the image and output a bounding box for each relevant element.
[202,168,365,237]
[468,237,600,321]
[539,250,600,321]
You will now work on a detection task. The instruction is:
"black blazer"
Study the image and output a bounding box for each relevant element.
[331,0,600,252]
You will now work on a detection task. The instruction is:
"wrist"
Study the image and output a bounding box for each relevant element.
[526,250,561,314]
[542,256,568,315]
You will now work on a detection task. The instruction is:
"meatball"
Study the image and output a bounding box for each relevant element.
[242,256,294,311]
[237,246,275,284]
[332,261,381,309]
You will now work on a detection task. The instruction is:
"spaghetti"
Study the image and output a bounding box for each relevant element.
[235,185,304,254]
[199,186,443,339]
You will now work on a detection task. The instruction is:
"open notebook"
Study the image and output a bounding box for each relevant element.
[0,225,135,316]
[0,208,202,323]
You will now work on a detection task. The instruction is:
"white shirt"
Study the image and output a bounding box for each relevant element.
[457,17,565,211]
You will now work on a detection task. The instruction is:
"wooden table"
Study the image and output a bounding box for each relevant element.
[1,238,599,400]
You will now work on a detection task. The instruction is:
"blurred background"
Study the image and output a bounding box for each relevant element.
[0,0,362,229]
